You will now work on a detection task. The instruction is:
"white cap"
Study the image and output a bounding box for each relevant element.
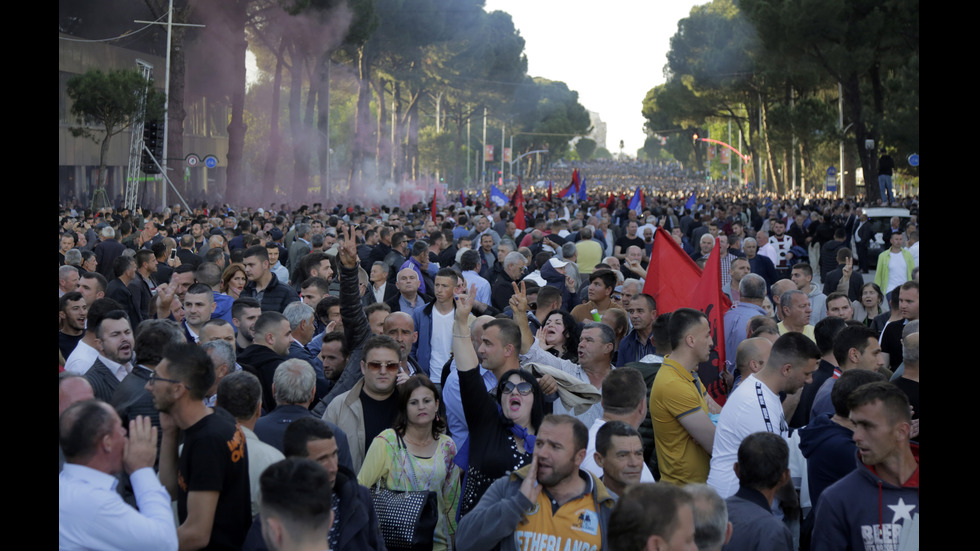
[549,258,569,269]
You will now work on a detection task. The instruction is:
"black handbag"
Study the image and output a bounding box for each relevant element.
[370,435,439,551]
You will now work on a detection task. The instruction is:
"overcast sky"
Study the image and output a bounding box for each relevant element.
[484,0,706,156]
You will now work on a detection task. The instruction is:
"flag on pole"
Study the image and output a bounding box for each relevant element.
[690,238,733,404]
[513,181,527,230]
[558,169,579,198]
[641,226,702,315]
[628,186,644,215]
[547,181,553,202]
[431,192,438,223]
[684,192,697,211]
[510,184,523,206]
[578,175,587,202]
[489,184,508,207]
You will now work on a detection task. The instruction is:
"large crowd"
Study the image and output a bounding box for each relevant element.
[58,177,919,551]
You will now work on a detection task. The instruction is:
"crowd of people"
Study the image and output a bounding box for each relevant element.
[59,180,919,551]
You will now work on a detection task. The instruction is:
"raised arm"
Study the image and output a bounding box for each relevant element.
[509,281,534,354]
[338,223,370,353]
[451,284,479,372]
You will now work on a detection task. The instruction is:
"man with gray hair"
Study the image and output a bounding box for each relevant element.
[742,236,778,288]
[253,359,355,471]
[215,370,284,516]
[201,339,237,408]
[491,251,527,311]
[724,273,769,373]
[282,301,323,375]
[60,265,80,297]
[777,288,814,341]
[684,484,732,551]
[94,224,126,281]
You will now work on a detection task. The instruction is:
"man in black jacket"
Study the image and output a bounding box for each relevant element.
[241,245,300,313]
[238,311,292,411]
[241,417,385,551]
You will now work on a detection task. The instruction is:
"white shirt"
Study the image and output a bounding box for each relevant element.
[64,340,100,375]
[886,250,908,293]
[243,426,285,517]
[707,374,787,498]
[429,307,454,382]
[372,282,387,304]
[580,417,655,483]
[59,464,177,551]
[97,355,133,382]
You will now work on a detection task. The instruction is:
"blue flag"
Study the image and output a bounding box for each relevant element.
[578,175,587,202]
[684,192,696,211]
[489,184,508,207]
[628,186,643,214]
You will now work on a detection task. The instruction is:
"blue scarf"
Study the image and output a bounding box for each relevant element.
[453,405,535,472]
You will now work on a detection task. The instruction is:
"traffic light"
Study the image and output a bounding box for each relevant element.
[141,120,164,174]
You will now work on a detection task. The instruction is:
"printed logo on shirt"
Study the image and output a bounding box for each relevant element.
[571,509,599,536]
[859,498,917,551]
[227,424,245,463]
[513,532,598,551]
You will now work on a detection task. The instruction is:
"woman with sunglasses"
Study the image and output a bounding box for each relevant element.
[358,375,461,550]
[451,283,545,518]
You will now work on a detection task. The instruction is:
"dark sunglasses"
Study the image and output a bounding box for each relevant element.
[366,360,399,372]
[499,381,533,396]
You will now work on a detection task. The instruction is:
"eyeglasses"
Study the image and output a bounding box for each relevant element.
[147,372,183,385]
[366,361,399,372]
[499,381,533,396]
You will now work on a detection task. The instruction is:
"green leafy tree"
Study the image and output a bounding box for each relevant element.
[738,0,919,200]
[66,68,165,192]
[575,138,597,162]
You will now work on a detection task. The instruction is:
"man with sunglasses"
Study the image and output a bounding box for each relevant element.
[322,335,401,472]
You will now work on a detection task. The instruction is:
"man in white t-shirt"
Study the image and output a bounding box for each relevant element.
[412,268,464,390]
[707,332,820,498]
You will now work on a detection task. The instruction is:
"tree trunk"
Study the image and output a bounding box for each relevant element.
[317,53,331,202]
[406,89,421,181]
[374,77,388,184]
[392,81,402,182]
[225,0,248,205]
[841,72,879,203]
[167,24,188,201]
[288,43,304,201]
[299,60,318,200]
[760,100,780,194]
[348,45,372,189]
[263,38,287,192]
